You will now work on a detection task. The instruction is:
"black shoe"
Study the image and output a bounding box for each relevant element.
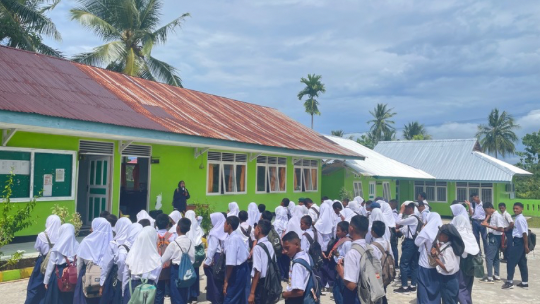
[517,283,529,289]
[408,286,417,292]
[393,287,410,295]
[480,278,494,284]
[500,259,507,263]
[493,276,502,282]
[502,282,514,289]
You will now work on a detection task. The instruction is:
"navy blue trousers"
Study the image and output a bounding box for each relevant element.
[25,255,46,304]
[223,262,249,304]
[399,238,419,287]
[203,253,224,304]
[169,265,190,304]
[342,287,361,304]
[188,267,200,301]
[332,276,345,304]
[457,269,473,304]
[507,237,528,282]
[472,219,488,255]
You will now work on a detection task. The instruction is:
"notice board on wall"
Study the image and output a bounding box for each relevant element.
[0,151,31,198]
[33,152,73,197]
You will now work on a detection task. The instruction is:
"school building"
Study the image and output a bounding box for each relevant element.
[0,46,363,236]
[322,136,435,203]
[374,139,533,216]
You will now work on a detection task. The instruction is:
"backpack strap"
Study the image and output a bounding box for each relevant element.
[44,232,53,248]
[240,226,252,238]
[310,207,320,217]
[292,257,313,274]
[303,232,315,246]
[407,215,422,238]
[311,227,319,243]
[119,244,130,252]
[175,239,192,254]
[371,241,388,255]
[257,242,276,263]
[163,232,172,240]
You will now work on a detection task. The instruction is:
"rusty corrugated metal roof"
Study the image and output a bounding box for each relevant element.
[0,46,360,158]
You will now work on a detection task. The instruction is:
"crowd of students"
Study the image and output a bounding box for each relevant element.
[24,194,531,304]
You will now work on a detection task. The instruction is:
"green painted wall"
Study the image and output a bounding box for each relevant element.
[321,168,345,200]
[321,168,395,201]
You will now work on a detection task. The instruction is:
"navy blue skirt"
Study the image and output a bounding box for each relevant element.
[223,261,249,304]
[44,264,74,304]
[203,253,224,304]
[25,255,46,304]
[74,263,101,304]
[417,266,441,304]
[99,265,122,304]
[439,273,459,304]
[169,264,189,304]
[342,287,361,304]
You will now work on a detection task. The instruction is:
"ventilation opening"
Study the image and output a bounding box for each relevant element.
[122,144,152,157]
[79,140,114,155]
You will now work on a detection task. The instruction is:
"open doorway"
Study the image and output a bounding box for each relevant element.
[77,155,112,225]
[120,156,150,221]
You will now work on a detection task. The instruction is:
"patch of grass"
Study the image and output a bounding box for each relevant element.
[526,216,540,228]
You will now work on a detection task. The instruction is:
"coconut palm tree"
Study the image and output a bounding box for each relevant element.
[477,108,520,158]
[0,0,62,56]
[403,121,432,140]
[331,130,344,137]
[367,103,396,144]
[297,74,326,129]
[70,0,189,87]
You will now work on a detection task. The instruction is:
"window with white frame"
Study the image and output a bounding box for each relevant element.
[207,152,247,195]
[414,181,447,202]
[369,181,376,199]
[353,181,364,198]
[456,182,493,203]
[293,159,318,192]
[383,182,392,201]
[256,156,287,193]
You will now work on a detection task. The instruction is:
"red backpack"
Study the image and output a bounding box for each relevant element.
[56,256,78,292]
[157,232,172,280]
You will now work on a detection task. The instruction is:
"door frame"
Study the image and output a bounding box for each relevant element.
[119,144,152,212]
[86,155,112,223]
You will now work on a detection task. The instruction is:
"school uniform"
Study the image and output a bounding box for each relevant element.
[500,210,514,260]
[421,209,430,225]
[100,243,128,304]
[470,201,488,254]
[308,204,320,223]
[331,238,351,304]
[156,229,176,304]
[371,237,391,304]
[506,214,528,284]
[391,209,400,268]
[486,212,504,279]
[396,214,420,288]
[301,228,315,252]
[239,222,256,250]
[285,251,311,304]
[223,231,250,304]
[342,239,366,304]
[251,237,276,303]
[416,239,441,304]
[203,235,225,304]
[436,241,460,304]
[161,235,195,304]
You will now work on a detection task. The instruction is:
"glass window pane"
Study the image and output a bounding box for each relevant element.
[236,164,246,192]
[223,164,235,193]
[303,168,311,190]
[279,167,286,191]
[469,188,479,198]
[457,188,467,202]
[257,166,266,192]
[208,163,220,193]
[415,186,424,198]
[294,168,302,191]
[481,188,492,203]
[269,167,278,192]
[311,168,318,190]
[437,187,446,202]
[426,186,435,201]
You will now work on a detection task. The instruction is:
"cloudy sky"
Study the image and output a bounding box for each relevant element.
[44,0,540,162]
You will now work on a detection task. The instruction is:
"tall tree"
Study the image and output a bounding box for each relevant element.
[0,0,62,56]
[515,130,540,199]
[70,0,189,87]
[367,103,396,144]
[297,74,326,129]
[331,130,344,137]
[476,108,520,158]
[403,121,432,140]
[356,133,375,149]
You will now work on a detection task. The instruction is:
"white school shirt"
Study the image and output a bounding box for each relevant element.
[501,211,514,228]
[397,214,419,239]
[421,209,430,225]
[415,237,434,269]
[251,237,275,278]
[43,252,76,284]
[301,228,315,252]
[471,201,486,220]
[392,209,399,223]
[512,214,528,238]
[343,239,367,283]
[204,235,224,266]
[488,212,504,236]
[157,229,176,242]
[225,231,250,266]
[34,236,52,256]
[287,251,311,292]
[161,235,195,265]
[333,238,352,263]
[435,242,459,275]
[308,205,320,222]
[315,229,333,252]
[122,265,162,296]
[371,237,393,260]
[239,222,256,248]
[100,242,129,286]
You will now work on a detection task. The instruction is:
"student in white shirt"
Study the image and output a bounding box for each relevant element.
[223,216,250,304]
[238,211,256,253]
[161,218,195,304]
[123,226,163,304]
[203,212,227,304]
[248,219,276,304]
[394,201,421,294]
[370,220,391,304]
[481,202,504,283]
[185,210,204,303]
[25,214,61,304]
[389,199,400,269]
[155,213,177,304]
[502,202,529,290]
[465,194,488,255]
[100,217,131,303]
[431,224,464,304]
[336,215,369,304]
[281,231,313,304]
[415,212,443,304]
[498,202,514,261]
[300,215,315,252]
[418,201,430,225]
[327,221,351,304]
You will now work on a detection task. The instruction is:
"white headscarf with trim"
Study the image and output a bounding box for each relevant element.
[247,203,261,226]
[77,217,113,268]
[416,212,443,248]
[185,210,204,246]
[125,226,161,275]
[38,214,62,243]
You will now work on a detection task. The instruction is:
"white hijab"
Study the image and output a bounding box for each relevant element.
[353,196,364,205]
[380,202,396,228]
[125,226,161,275]
[274,206,289,233]
[51,223,79,259]
[113,217,132,245]
[168,210,183,233]
[416,212,443,248]
[185,210,204,246]
[287,201,296,217]
[450,204,469,221]
[77,217,113,268]
[348,200,361,214]
[38,214,62,243]
[314,200,334,235]
[285,205,305,237]
[340,208,356,222]
[452,215,479,257]
[136,210,155,227]
[209,213,228,241]
[125,223,144,248]
[247,203,260,226]
[227,202,240,217]
[368,208,391,243]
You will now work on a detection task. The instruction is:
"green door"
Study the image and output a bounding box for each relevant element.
[87,157,110,223]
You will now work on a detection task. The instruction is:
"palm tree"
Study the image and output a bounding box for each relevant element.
[331,130,344,137]
[477,108,520,158]
[0,0,62,56]
[403,121,432,140]
[297,74,326,129]
[367,103,396,144]
[356,132,375,149]
[70,0,189,87]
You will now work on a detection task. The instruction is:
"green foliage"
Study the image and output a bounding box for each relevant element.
[70,0,189,87]
[367,103,396,145]
[51,204,82,236]
[403,121,432,140]
[0,172,38,267]
[515,130,540,199]
[331,130,344,137]
[193,200,214,235]
[297,74,326,129]
[477,108,519,158]
[356,133,375,149]
[338,187,353,201]
[0,0,62,56]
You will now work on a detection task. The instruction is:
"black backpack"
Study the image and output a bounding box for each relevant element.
[303,233,324,270]
[529,229,536,251]
[408,215,423,239]
[241,226,254,250]
[267,228,283,257]
[258,243,282,304]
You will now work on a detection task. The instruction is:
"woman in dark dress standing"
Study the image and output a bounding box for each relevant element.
[173,180,190,213]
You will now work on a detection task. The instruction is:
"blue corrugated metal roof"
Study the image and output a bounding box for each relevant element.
[374,139,531,182]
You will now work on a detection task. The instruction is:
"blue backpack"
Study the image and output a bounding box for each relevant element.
[175,240,197,288]
[292,256,322,304]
